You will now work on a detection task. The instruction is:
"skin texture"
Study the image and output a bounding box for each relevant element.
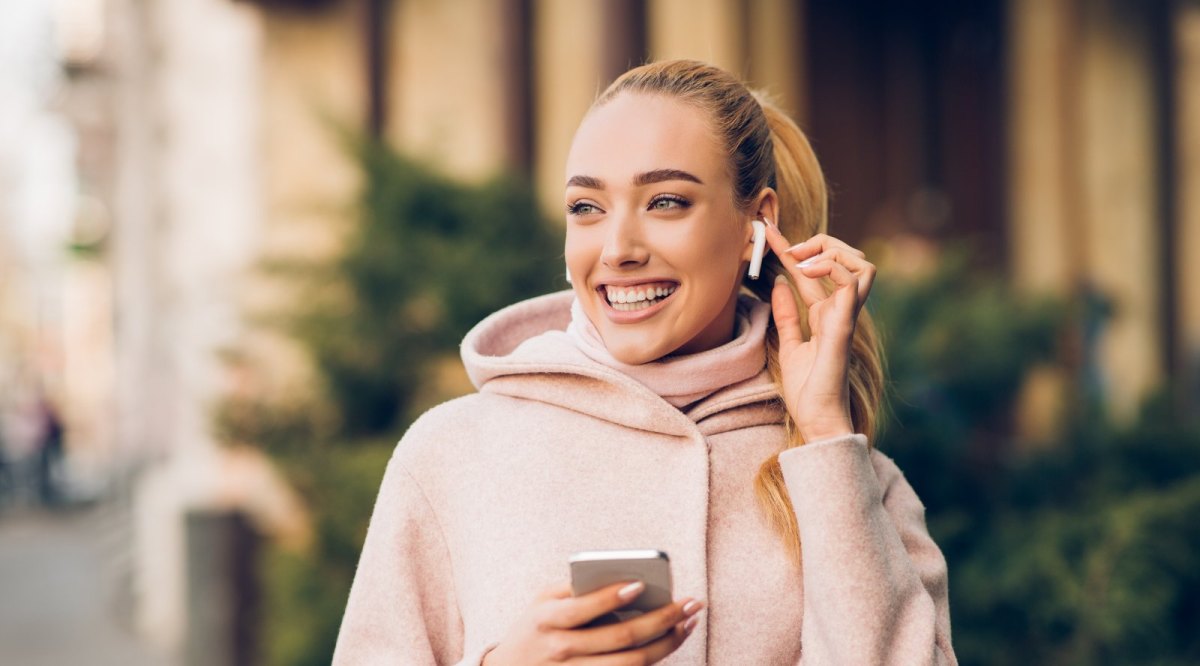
[485,92,878,664]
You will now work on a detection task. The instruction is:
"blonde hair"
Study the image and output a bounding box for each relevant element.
[593,59,886,567]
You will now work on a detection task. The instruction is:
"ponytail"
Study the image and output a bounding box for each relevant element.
[743,96,886,567]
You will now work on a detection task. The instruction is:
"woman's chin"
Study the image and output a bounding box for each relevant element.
[604,338,670,365]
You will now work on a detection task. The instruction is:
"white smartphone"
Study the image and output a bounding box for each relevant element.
[569,549,672,628]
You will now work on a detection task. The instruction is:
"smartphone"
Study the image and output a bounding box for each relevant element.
[569,549,672,629]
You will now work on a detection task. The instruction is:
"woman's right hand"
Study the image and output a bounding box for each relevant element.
[481,580,704,665]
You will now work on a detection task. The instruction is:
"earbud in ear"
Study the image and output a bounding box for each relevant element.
[748,219,767,279]
[565,260,573,284]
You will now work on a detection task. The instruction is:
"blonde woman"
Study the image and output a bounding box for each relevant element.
[334,59,956,665]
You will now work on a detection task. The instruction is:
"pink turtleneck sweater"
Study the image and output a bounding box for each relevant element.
[565,293,772,408]
[334,290,956,665]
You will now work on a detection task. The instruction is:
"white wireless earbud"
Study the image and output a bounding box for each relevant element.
[565,260,572,284]
[748,219,767,279]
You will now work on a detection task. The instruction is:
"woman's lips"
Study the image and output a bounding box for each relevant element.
[596,282,679,324]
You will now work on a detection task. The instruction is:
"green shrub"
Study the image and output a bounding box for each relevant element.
[221,138,564,665]
[872,251,1200,665]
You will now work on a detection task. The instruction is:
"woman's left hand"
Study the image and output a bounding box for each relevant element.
[762,225,876,444]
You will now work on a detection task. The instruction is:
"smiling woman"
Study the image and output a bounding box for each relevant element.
[334,59,957,665]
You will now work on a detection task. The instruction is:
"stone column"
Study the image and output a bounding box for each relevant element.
[747,0,806,124]
[1177,3,1200,402]
[1007,0,1080,438]
[388,0,513,180]
[532,0,609,217]
[1076,0,1162,419]
[646,0,745,75]
[1009,0,1163,428]
[1008,0,1080,294]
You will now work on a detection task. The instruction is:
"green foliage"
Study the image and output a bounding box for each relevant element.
[870,250,1065,545]
[223,138,564,665]
[258,440,394,666]
[289,139,564,435]
[872,251,1200,665]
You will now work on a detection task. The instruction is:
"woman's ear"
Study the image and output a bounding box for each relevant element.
[741,187,780,261]
[754,187,780,229]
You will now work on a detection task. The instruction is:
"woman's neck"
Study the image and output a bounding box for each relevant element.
[566,293,771,408]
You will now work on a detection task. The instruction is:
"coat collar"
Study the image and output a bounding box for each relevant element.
[461,290,783,438]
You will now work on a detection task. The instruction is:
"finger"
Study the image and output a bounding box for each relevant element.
[542,580,644,630]
[765,225,832,306]
[537,582,573,601]
[793,268,830,310]
[856,261,877,305]
[625,624,690,665]
[795,247,869,273]
[576,617,693,665]
[766,225,845,298]
[762,219,798,263]
[787,233,866,261]
[771,276,804,349]
[798,260,859,295]
[796,249,875,304]
[572,597,703,656]
[802,260,870,317]
[815,281,860,344]
[764,225,870,320]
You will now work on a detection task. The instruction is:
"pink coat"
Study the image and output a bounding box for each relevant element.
[333,291,957,664]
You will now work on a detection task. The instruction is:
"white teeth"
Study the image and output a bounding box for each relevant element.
[612,300,654,312]
[604,284,677,309]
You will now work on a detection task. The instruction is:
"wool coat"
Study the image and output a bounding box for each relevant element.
[333,290,957,665]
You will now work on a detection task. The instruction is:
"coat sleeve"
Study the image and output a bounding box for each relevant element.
[333,452,500,665]
[778,434,957,665]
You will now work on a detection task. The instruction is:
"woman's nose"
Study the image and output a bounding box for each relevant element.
[600,214,649,269]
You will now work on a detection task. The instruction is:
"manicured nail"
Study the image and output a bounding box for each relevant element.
[774,275,787,285]
[682,599,704,617]
[797,257,818,268]
[684,616,699,634]
[617,581,644,601]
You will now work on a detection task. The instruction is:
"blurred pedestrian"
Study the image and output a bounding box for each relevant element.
[0,421,10,508]
[33,395,64,507]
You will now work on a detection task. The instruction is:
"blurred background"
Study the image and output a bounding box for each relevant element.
[1,0,1198,664]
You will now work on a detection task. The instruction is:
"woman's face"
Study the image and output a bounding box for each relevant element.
[564,92,755,364]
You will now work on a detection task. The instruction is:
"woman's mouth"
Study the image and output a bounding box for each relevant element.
[597,281,679,319]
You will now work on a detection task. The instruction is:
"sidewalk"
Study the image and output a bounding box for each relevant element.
[0,502,169,666]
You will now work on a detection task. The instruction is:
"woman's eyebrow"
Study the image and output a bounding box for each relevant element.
[634,168,703,186]
[566,174,605,189]
[565,169,704,190]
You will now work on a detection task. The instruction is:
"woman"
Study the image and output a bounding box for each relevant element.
[334,59,956,665]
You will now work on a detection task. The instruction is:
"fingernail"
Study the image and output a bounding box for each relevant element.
[682,599,703,617]
[797,258,817,268]
[684,616,699,634]
[617,581,644,601]
[774,275,787,285]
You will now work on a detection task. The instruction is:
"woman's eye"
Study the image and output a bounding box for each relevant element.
[649,195,690,211]
[567,201,601,216]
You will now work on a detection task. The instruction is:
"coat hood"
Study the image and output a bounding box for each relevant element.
[460,290,784,437]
